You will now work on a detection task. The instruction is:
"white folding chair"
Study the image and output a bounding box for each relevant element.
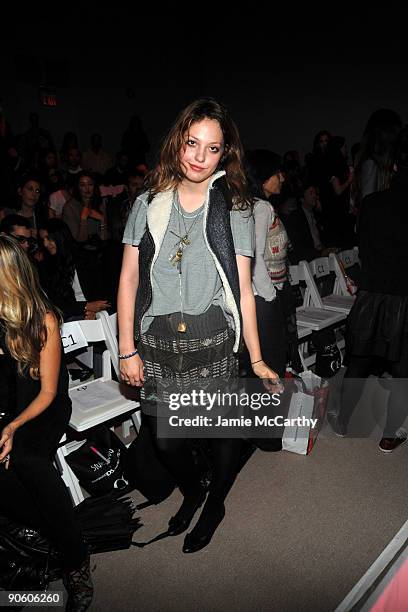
[54,434,85,507]
[288,263,347,369]
[288,266,314,369]
[329,251,359,301]
[56,316,140,505]
[338,246,360,269]
[97,311,142,437]
[289,262,345,330]
[308,257,355,314]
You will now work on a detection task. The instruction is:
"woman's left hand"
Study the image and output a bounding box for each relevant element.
[0,423,16,465]
[252,361,284,393]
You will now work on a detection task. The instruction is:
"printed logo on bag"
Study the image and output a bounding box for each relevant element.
[89,449,129,490]
[65,427,130,495]
[330,358,341,372]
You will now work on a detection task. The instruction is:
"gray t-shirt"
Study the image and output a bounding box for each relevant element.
[123,191,254,332]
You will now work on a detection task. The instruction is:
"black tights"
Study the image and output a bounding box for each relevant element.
[145,415,242,515]
[339,355,408,437]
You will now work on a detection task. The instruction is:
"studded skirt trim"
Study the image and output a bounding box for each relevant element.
[138,307,238,416]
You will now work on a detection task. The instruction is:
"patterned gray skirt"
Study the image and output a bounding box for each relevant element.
[138,306,238,417]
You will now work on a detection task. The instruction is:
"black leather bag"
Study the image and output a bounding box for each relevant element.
[0,494,142,591]
[0,515,61,591]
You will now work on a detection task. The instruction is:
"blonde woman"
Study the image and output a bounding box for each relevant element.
[0,236,93,611]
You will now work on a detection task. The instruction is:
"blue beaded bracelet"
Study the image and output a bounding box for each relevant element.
[118,350,138,360]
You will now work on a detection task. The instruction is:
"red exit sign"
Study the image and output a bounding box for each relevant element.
[40,88,57,107]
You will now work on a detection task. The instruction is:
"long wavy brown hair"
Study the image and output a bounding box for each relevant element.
[0,236,62,378]
[146,97,253,210]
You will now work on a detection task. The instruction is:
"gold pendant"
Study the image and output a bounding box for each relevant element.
[178,321,187,333]
[170,249,183,266]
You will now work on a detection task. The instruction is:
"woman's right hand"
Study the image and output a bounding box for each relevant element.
[119,353,145,387]
[252,360,284,394]
[0,423,16,465]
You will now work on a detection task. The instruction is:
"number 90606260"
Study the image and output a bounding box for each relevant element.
[1,591,63,607]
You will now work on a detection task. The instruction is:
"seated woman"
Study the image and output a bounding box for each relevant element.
[62,172,108,300]
[62,171,108,244]
[0,236,93,610]
[38,218,110,321]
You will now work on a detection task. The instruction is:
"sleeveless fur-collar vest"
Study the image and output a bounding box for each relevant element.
[135,171,243,352]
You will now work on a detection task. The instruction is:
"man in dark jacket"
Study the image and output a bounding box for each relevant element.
[283,183,337,263]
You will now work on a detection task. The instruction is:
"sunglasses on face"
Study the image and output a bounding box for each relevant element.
[11,234,35,245]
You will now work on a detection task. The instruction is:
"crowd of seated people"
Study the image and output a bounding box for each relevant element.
[0,106,402,369]
[0,110,149,316]
[0,104,397,338]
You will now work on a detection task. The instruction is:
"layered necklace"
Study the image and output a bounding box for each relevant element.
[169,191,204,332]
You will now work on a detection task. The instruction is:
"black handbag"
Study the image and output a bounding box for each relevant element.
[312,329,342,378]
[0,494,142,591]
[0,515,61,591]
[65,426,130,496]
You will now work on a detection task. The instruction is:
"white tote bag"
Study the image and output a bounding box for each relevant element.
[282,371,329,455]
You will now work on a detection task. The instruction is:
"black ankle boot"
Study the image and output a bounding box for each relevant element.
[182,504,225,553]
[62,554,94,612]
[167,484,207,536]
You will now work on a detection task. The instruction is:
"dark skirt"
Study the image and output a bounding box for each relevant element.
[346,290,408,362]
[138,306,238,417]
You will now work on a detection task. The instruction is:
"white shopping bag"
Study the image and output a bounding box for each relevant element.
[282,371,329,455]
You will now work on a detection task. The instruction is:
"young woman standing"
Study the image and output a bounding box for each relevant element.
[118,98,279,553]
